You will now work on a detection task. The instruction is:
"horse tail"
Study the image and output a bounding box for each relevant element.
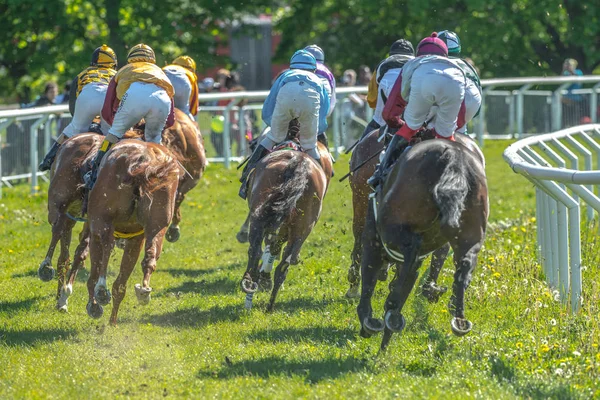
[432,148,470,228]
[126,144,180,197]
[253,154,309,232]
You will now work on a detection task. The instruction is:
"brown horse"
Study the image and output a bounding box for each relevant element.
[346,128,487,300]
[357,135,488,351]
[40,108,204,312]
[85,140,180,324]
[239,120,333,311]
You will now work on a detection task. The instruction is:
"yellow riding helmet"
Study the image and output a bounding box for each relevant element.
[173,55,197,73]
[127,44,156,64]
[91,44,118,69]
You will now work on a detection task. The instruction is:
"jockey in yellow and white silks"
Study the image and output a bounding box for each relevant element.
[163,55,199,121]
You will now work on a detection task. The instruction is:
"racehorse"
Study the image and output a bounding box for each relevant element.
[346,128,452,301]
[85,140,180,324]
[239,119,333,311]
[38,109,205,312]
[357,134,488,351]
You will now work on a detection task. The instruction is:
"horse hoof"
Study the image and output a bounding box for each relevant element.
[115,238,127,250]
[240,278,258,294]
[258,272,272,292]
[57,304,68,313]
[95,286,112,306]
[362,317,385,336]
[377,267,388,282]
[345,285,360,299]
[86,302,104,319]
[422,282,448,303]
[451,317,473,336]
[38,261,55,282]
[384,310,406,333]
[166,226,181,243]
[236,230,249,244]
[134,284,152,305]
[244,293,254,310]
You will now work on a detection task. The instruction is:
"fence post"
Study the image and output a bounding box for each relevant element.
[476,86,493,147]
[591,83,600,123]
[516,84,532,138]
[223,101,235,169]
[29,115,50,194]
[332,96,342,158]
[0,118,15,199]
[239,106,247,156]
[552,83,571,131]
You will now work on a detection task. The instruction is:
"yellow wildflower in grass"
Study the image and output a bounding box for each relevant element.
[8,249,14,253]
[520,227,527,233]
[516,342,524,349]
[541,344,551,353]
[493,272,501,278]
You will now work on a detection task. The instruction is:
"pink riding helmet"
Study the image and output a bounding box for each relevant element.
[416,32,448,57]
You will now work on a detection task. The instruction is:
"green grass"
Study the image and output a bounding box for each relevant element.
[1,141,599,399]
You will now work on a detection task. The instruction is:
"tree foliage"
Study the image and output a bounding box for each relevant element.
[275,0,600,79]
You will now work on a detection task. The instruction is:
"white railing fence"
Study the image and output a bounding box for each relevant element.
[1,76,600,196]
[503,124,600,312]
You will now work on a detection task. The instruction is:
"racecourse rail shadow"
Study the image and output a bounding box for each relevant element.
[160,262,243,279]
[0,328,77,347]
[0,297,43,315]
[246,326,356,347]
[160,277,239,297]
[198,355,372,383]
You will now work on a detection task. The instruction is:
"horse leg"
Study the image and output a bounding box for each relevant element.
[236,211,251,244]
[55,218,76,302]
[421,243,450,303]
[380,234,423,352]
[39,213,71,282]
[110,235,144,325]
[240,221,264,295]
[346,232,363,299]
[87,223,113,319]
[166,190,185,243]
[135,228,166,305]
[448,241,482,336]
[58,223,90,312]
[356,208,386,337]
[266,234,305,313]
[258,229,287,292]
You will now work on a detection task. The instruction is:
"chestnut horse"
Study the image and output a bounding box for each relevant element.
[357,135,488,351]
[239,119,333,311]
[85,140,180,324]
[39,108,205,312]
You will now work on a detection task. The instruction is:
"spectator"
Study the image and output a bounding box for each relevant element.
[22,82,58,108]
[340,69,365,146]
[561,58,587,127]
[357,65,372,86]
[55,82,71,104]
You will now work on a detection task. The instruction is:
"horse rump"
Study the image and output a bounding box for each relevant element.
[253,154,309,232]
[432,147,470,228]
[122,143,180,197]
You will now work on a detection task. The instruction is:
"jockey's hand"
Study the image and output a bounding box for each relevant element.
[387,116,405,129]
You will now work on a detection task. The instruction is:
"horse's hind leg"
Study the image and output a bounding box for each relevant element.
[136,229,166,305]
[265,234,306,313]
[240,220,264,295]
[166,190,185,243]
[39,213,72,282]
[110,235,144,325]
[236,211,251,243]
[55,218,76,302]
[58,222,90,312]
[421,243,450,303]
[357,208,385,337]
[380,233,423,352]
[346,231,363,299]
[258,229,287,292]
[448,241,482,336]
[87,222,114,319]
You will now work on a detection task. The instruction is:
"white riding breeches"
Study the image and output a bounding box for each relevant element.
[403,63,465,138]
[164,67,193,120]
[109,82,171,144]
[62,83,110,137]
[263,81,321,156]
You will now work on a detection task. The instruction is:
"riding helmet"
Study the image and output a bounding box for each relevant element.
[416,32,448,57]
[389,39,415,56]
[437,30,461,56]
[127,44,156,64]
[173,55,197,73]
[290,50,317,71]
[304,45,325,63]
[91,45,118,69]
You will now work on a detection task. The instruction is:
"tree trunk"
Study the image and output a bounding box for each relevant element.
[105,0,127,63]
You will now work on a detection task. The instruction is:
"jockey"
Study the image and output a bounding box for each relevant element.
[368,32,466,189]
[238,49,330,199]
[38,45,118,171]
[437,30,482,134]
[163,55,199,121]
[360,39,415,140]
[85,43,175,189]
[304,44,336,148]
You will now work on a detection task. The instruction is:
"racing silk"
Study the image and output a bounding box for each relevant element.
[163,64,199,116]
[382,55,466,128]
[367,54,414,109]
[102,63,175,128]
[315,62,336,115]
[452,58,481,90]
[262,69,330,134]
[69,66,117,115]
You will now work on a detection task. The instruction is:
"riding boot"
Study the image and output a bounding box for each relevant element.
[239,144,270,199]
[88,121,104,135]
[84,136,117,190]
[38,141,61,172]
[367,134,409,190]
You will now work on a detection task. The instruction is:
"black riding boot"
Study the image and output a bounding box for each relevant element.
[38,141,61,172]
[317,133,329,148]
[88,121,104,135]
[84,139,115,190]
[239,144,270,199]
[367,134,409,190]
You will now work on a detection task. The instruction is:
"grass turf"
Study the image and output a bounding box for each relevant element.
[0,140,599,399]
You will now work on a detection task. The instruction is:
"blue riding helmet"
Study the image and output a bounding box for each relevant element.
[304,44,325,63]
[290,50,317,71]
[437,30,461,56]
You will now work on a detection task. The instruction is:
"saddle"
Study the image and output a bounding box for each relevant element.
[272,140,304,153]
